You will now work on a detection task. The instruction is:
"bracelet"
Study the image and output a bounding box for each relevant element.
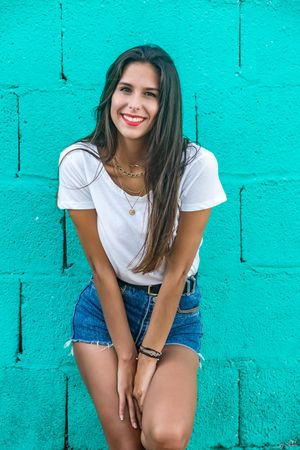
[138,344,163,361]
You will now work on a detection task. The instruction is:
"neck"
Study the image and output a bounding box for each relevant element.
[116,135,147,165]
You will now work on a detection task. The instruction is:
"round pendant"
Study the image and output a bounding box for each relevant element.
[129,209,136,215]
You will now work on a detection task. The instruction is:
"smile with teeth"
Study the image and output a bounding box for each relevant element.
[121,114,146,123]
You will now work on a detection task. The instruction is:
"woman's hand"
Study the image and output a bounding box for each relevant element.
[133,353,158,413]
[117,353,141,430]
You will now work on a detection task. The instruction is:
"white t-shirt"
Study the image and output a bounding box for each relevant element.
[57,141,227,285]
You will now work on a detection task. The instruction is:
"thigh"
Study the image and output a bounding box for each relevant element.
[72,342,144,450]
[141,345,199,450]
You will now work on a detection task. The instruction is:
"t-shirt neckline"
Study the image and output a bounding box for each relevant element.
[80,140,151,200]
[101,160,150,200]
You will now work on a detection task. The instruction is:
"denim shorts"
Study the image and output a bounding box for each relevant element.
[64,275,205,368]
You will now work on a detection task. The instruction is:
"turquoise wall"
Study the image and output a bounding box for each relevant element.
[0,0,299,449]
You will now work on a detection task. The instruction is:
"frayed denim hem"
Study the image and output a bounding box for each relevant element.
[63,339,205,369]
[164,342,205,369]
[63,338,114,357]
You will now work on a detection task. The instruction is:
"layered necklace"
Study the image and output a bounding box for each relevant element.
[112,155,146,216]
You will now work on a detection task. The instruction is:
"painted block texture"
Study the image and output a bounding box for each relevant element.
[65,212,93,276]
[240,367,300,446]
[0,179,62,275]
[63,0,238,88]
[20,276,92,366]
[199,270,299,363]
[0,1,61,87]
[190,364,239,448]
[0,369,65,449]
[20,89,98,178]
[0,93,18,175]
[194,86,300,176]
[243,180,300,266]
[242,0,300,85]
[0,279,20,366]
[67,372,107,449]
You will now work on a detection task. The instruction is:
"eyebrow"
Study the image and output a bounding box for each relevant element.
[118,81,160,91]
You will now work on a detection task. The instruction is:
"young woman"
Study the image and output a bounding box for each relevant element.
[57,44,227,450]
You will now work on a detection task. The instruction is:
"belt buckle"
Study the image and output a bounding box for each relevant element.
[147,284,157,296]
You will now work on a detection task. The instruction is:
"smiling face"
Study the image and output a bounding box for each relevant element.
[110,62,160,143]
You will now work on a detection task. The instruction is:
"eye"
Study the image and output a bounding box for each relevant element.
[120,87,131,93]
[145,91,156,97]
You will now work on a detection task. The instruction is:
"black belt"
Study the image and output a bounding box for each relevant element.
[116,272,198,296]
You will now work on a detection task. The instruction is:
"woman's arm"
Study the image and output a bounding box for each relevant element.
[141,208,212,352]
[68,209,136,360]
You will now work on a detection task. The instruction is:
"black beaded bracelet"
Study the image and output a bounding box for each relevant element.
[138,344,163,361]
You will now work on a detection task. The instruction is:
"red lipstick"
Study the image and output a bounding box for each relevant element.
[120,114,146,127]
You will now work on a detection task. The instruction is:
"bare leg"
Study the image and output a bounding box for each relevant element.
[141,345,199,450]
[73,342,144,450]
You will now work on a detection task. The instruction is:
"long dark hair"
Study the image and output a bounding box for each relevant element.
[58,44,198,274]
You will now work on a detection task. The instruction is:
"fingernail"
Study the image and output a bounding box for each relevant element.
[133,423,137,429]
[120,415,124,421]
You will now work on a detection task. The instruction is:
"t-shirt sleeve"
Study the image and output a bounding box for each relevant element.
[180,150,227,211]
[56,149,95,209]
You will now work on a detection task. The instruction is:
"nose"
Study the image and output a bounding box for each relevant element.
[128,94,141,111]
[128,104,141,111]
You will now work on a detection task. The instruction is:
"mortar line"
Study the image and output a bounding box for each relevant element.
[239,185,245,263]
[17,279,23,361]
[238,368,241,446]
[63,376,69,449]
[60,0,67,81]
[16,93,21,174]
[238,0,242,69]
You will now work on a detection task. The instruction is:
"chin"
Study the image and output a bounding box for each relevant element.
[120,131,148,140]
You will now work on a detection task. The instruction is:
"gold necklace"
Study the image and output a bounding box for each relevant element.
[112,158,143,194]
[112,158,145,215]
[114,156,145,178]
[115,154,144,168]
[106,160,142,193]
[128,162,143,168]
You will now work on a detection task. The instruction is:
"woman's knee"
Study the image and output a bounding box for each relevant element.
[142,423,190,450]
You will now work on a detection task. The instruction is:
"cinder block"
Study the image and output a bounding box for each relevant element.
[243,180,300,266]
[65,211,92,278]
[189,362,239,448]
[240,367,300,446]
[0,179,62,274]
[242,1,299,85]
[68,371,107,449]
[63,0,238,87]
[0,368,65,449]
[20,89,98,179]
[199,270,300,363]
[0,92,18,175]
[20,275,92,366]
[0,278,19,365]
[193,86,300,175]
[0,1,60,87]
[179,1,238,90]
[198,179,236,273]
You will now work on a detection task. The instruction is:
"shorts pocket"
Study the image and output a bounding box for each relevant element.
[177,304,200,314]
[176,285,201,315]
